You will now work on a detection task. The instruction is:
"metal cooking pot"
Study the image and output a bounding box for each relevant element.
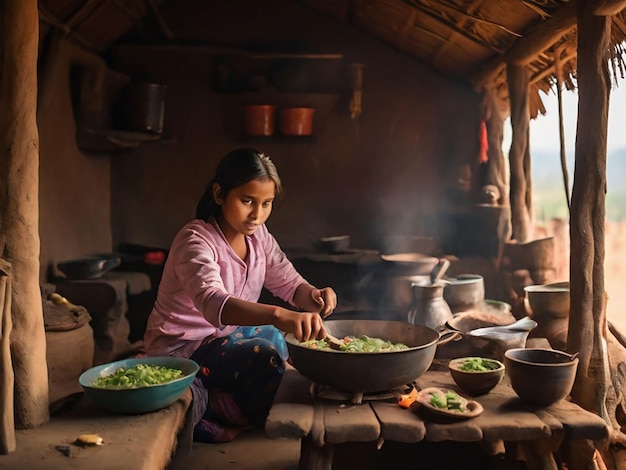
[285,319,459,393]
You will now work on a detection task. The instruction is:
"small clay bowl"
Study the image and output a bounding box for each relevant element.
[504,348,578,406]
[524,282,570,320]
[448,357,505,396]
[318,235,350,253]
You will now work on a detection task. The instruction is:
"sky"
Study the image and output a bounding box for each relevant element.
[528,82,626,155]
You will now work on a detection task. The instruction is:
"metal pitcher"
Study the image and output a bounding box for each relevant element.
[407,280,453,330]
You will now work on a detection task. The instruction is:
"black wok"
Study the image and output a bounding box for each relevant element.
[285,319,459,393]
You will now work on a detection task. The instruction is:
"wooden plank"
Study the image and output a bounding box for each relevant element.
[370,401,426,443]
[265,403,315,439]
[271,367,314,405]
[419,371,552,442]
[535,400,610,441]
[265,368,315,439]
[323,402,380,444]
[300,434,333,470]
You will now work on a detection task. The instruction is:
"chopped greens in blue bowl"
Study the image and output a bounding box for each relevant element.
[79,356,199,414]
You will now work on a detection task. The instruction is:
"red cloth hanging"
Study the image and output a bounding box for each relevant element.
[479,120,489,163]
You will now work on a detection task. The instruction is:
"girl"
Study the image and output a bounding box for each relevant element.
[143,148,337,443]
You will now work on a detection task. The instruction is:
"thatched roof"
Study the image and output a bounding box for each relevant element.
[37,0,626,117]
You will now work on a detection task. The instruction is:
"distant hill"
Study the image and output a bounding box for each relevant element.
[531,147,626,221]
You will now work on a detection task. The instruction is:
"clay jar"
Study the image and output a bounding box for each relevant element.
[524,282,570,320]
[379,253,438,314]
[504,348,578,406]
[407,280,453,330]
[443,274,485,313]
[243,105,276,136]
[278,107,314,135]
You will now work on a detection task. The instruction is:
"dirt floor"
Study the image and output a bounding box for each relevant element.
[176,428,300,470]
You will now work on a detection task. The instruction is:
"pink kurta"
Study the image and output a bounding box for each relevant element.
[143,218,306,358]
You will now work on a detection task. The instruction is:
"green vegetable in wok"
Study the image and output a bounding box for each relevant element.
[91,364,184,389]
[302,335,409,352]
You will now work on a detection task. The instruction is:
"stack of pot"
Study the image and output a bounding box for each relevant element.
[243,105,315,136]
[379,253,438,315]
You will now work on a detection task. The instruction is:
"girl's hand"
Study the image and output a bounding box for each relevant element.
[312,287,337,318]
[293,283,338,318]
[274,309,326,342]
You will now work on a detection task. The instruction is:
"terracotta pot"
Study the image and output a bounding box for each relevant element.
[504,237,555,270]
[524,281,570,320]
[504,348,578,406]
[121,82,167,134]
[243,105,276,136]
[443,274,485,313]
[449,357,505,396]
[278,107,314,135]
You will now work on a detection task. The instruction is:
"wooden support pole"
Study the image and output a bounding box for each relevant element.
[553,47,572,213]
[506,64,532,242]
[0,0,49,428]
[0,260,15,453]
[483,86,510,209]
[568,0,611,426]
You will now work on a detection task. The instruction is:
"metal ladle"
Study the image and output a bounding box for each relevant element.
[325,332,345,350]
[468,316,538,334]
[430,258,450,285]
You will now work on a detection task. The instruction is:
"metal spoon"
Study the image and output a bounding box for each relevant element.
[445,316,538,335]
[477,316,538,333]
[325,332,345,350]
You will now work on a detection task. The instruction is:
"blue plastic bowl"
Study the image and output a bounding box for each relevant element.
[79,356,199,414]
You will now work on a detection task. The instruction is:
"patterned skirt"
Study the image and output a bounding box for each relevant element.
[189,325,287,443]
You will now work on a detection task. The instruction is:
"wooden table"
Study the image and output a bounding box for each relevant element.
[265,367,609,470]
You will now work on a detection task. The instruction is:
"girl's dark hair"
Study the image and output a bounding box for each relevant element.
[195,148,283,221]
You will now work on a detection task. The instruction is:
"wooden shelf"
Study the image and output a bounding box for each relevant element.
[112,44,344,60]
[76,128,161,153]
[238,135,317,144]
